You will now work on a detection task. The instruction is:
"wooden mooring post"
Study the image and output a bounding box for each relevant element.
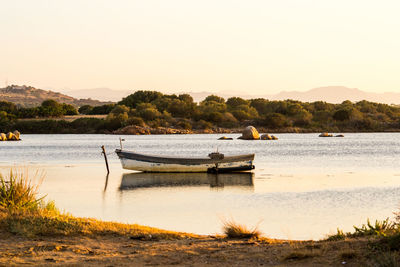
[101,145,110,174]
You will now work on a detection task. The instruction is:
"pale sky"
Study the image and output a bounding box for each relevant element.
[1,0,400,94]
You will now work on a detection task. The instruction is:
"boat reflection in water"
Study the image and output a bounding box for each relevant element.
[119,172,254,190]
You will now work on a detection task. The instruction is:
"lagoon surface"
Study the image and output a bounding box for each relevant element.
[1,133,400,240]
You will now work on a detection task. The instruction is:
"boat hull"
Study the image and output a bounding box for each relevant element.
[116,149,255,173]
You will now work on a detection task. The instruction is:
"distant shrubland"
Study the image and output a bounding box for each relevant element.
[1,90,400,133]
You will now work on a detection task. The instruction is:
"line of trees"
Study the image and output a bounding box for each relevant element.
[0,99,78,119]
[1,90,400,133]
[104,91,400,131]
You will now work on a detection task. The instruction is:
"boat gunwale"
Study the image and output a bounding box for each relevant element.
[115,149,255,165]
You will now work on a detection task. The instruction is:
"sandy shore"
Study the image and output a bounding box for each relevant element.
[0,231,375,266]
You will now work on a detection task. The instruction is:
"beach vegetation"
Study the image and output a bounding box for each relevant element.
[326,218,397,241]
[353,218,395,237]
[0,169,44,212]
[326,228,347,241]
[222,220,262,239]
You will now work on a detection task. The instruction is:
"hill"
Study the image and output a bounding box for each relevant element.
[0,85,112,107]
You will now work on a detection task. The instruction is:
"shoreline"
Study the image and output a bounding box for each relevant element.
[7,128,400,135]
[1,168,399,266]
[0,213,391,266]
[0,232,374,266]
[5,117,400,135]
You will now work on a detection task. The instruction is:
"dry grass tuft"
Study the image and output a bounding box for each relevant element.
[3,212,197,239]
[222,219,262,239]
[284,250,319,260]
[326,228,347,241]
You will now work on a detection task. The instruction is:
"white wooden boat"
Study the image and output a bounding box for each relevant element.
[115,149,255,173]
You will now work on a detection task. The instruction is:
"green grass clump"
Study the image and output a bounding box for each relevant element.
[0,169,45,213]
[326,218,396,241]
[353,218,394,237]
[222,220,262,239]
[326,228,347,241]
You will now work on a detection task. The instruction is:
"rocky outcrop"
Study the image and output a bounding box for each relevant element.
[238,126,260,140]
[260,134,278,140]
[0,130,21,141]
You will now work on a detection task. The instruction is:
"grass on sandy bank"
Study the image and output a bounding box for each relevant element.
[324,217,400,266]
[0,169,45,212]
[326,218,396,241]
[0,169,197,240]
[222,219,262,239]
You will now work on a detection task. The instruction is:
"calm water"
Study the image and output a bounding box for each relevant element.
[1,133,400,240]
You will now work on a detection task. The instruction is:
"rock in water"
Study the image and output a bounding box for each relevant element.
[260,134,272,140]
[6,132,13,140]
[218,136,233,140]
[261,134,278,140]
[319,132,333,137]
[238,126,260,140]
[12,130,20,140]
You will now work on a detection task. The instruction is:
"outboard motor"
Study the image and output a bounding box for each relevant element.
[208,152,224,160]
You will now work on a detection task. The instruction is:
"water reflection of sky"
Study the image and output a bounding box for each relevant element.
[1,133,400,240]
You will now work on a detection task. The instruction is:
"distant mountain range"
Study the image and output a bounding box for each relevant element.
[0,85,112,107]
[65,88,132,102]
[63,86,400,105]
[268,86,400,105]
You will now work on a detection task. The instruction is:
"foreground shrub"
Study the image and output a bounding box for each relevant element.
[326,218,396,241]
[0,170,44,212]
[326,228,347,241]
[222,219,262,239]
[375,233,400,251]
[353,218,394,237]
